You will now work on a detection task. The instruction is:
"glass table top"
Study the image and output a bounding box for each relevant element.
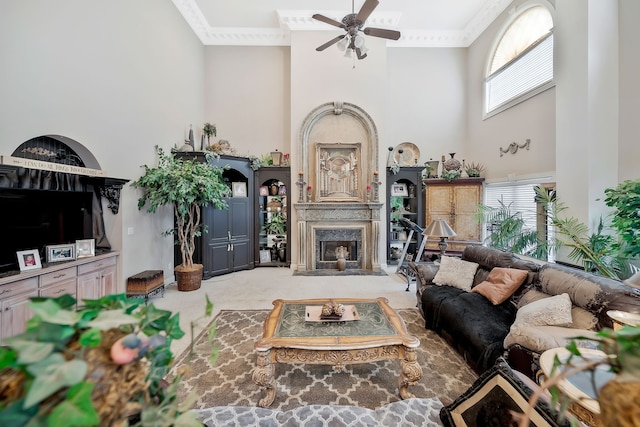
[274,302,397,338]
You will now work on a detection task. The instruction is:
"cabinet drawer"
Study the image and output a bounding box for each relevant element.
[40,267,77,287]
[39,279,77,298]
[77,257,116,275]
[0,278,38,299]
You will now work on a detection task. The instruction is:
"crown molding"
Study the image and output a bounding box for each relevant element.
[172,0,511,48]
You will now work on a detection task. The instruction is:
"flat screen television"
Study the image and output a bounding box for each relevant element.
[0,188,93,275]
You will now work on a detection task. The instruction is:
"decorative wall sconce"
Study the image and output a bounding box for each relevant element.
[500,139,531,157]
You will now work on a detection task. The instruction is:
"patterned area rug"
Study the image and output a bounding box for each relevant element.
[171,309,477,412]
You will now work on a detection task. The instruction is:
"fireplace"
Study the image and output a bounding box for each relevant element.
[294,101,382,272]
[315,228,361,269]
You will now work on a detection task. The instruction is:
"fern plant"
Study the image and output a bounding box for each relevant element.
[534,186,628,279]
[476,200,548,259]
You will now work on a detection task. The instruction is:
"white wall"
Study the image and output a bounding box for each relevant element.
[618,0,640,182]
[204,46,291,156]
[387,48,468,162]
[0,0,205,286]
[465,0,557,183]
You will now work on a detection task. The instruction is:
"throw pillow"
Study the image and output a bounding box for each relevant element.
[504,325,598,353]
[440,358,571,427]
[517,290,598,330]
[517,289,551,309]
[433,256,479,292]
[471,267,529,305]
[512,293,573,328]
[570,306,598,330]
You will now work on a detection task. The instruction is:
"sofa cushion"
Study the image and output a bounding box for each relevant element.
[421,285,467,330]
[471,267,529,305]
[518,289,598,330]
[512,293,573,328]
[504,325,598,353]
[440,358,570,427]
[433,256,479,291]
[538,264,640,324]
[436,291,516,372]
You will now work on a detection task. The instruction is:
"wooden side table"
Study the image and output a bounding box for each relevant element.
[539,347,615,427]
[606,310,640,330]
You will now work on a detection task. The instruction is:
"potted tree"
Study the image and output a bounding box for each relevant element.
[133,147,230,291]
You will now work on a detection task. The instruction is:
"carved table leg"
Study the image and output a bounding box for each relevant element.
[399,347,423,399]
[252,350,276,407]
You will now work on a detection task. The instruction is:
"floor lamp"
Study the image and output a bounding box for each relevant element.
[422,219,457,258]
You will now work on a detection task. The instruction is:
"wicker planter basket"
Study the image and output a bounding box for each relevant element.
[175,264,203,291]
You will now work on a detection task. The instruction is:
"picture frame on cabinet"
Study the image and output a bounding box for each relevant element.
[259,185,269,196]
[76,239,95,258]
[17,249,42,271]
[232,182,247,197]
[390,183,408,197]
[46,244,76,263]
[259,250,271,264]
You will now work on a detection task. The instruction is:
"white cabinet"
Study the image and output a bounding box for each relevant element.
[0,277,38,344]
[76,257,117,302]
[0,252,118,342]
[39,266,77,299]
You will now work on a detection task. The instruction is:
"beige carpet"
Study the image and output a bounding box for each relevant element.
[171,309,477,412]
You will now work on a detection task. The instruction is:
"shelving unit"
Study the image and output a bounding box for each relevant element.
[255,167,291,267]
[386,166,425,265]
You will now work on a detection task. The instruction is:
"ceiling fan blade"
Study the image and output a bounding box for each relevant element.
[316,34,346,51]
[312,14,345,29]
[363,27,401,40]
[356,0,379,24]
[356,48,368,60]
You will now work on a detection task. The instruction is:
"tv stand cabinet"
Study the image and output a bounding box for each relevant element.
[0,251,119,344]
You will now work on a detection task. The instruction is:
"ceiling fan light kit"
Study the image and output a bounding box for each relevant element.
[313,0,400,61]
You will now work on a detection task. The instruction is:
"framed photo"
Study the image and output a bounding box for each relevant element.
[17,249,42,271]
[259,249,271,264]
[76,239,95,258]
[232,182,247,197]
[391,183,408,197]
[259,185,269,196]
[46,244,76,263]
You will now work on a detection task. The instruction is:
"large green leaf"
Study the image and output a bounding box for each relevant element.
[29,300,81,326]
[47,382,99,427]
[86,309,139,330]
[24,355,87,408]
[4,339,54,365]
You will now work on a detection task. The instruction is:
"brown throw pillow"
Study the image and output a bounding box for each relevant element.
[471,267,529,304]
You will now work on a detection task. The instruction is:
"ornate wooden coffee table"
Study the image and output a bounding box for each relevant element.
[252,297,423,407]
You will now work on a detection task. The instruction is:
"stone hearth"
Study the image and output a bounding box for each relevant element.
[295,202,383,272]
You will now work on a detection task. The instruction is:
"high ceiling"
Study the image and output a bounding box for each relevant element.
[172,0,514,47]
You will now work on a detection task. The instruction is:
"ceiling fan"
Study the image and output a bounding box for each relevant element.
[312,0,401,60]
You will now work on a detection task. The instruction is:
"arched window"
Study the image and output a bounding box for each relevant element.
[484,4,554,117]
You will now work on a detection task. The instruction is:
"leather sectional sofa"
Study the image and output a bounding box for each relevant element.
[410,245,640,378]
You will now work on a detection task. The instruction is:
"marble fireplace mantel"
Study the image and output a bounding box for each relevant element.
[295,202,383,272]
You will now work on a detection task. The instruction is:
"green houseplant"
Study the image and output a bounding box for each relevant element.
[263,212,286,235]
[132,147,230,291]
[202,123,216,147]
[0,293,215,427]
[603,178,640,261]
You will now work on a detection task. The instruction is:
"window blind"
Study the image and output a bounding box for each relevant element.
[485,33,554,113]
